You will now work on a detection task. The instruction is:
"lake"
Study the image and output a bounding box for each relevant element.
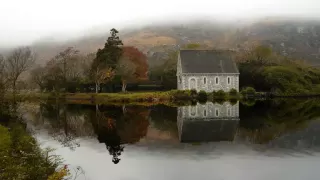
[20,99,320,180]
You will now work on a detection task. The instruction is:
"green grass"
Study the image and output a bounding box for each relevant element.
[0,123,62,179]
[5,90,243,105]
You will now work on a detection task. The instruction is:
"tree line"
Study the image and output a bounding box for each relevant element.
[2,29,320,95]
[0,28,149,95]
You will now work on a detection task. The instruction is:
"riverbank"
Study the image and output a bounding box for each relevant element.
[0,122,67,179]
[9,90,320,106]
[13,90,241,104]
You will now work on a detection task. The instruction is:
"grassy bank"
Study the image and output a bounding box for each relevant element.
[0,122,66,179]
[15,89,242,104]
[10,88,320,106]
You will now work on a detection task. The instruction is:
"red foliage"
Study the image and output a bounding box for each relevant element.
[122,46,148,80]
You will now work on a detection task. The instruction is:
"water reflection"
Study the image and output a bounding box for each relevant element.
[177,102,239,142]
[21,98,320,166]
[91,105,150,164]
[24,103,152,164]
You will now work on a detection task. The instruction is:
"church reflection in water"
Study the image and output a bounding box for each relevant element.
[177,102,240,142]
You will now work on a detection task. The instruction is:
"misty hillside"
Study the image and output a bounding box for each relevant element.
[17,17,320,67]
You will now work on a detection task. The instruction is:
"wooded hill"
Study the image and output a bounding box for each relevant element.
[17,17,319,68]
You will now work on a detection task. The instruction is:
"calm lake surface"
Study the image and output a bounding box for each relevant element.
[20,99,320,180]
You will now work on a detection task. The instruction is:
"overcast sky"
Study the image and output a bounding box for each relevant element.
[0,0,319,47]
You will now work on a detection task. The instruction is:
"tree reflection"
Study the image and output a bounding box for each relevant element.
[89,104,150,164]
[238,99,320,144]
[40,102,80,150]
[37,101,96,150]
[92,106,124,164]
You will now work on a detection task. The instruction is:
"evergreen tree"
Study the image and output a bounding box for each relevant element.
[92,28,123,70]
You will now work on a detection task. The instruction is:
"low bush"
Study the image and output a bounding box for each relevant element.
[213,90,227,99]
[241,87,256,96]
[191,99,198,106]
[229,88,238,96]
[190,89,198,98]
[241,98,256,106]
[213,98,226,104]
[229,99,238,105]
[169,90,192,100]
[197,90,208,103]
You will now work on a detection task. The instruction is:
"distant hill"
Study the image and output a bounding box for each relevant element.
[3,17,320,67]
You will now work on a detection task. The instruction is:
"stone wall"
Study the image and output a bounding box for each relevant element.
[177,101,239,120]
[177,74,239,92]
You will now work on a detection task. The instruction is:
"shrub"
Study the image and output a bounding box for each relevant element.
[191,100,197,106]
[213,99,226,104]
[190,89,197,98]
[241,87,256,96]
[229,88,238,97]
[229,99,238,105]
[213,90,227,99]
[197,90,207,103]
[0,123,62,180]
[169,90,191,100]
[241,98,256,106]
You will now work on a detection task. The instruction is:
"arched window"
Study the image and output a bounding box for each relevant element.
[215,109,219,117]
[203,77,207,84]
[204,109,207,117]
[190,106,197,116]
[227,77,231,85]
[227,108,231,116]
[215,77,219,85]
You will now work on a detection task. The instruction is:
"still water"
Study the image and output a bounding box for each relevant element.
[20,99,320,180]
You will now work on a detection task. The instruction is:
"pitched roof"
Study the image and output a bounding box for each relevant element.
[179,50,239,74]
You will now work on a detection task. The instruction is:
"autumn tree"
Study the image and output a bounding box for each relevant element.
[122,46,148,80]
[91,28,123,93]
[116,57,136,92]
[92,67,115,93]
[6,47,35,97]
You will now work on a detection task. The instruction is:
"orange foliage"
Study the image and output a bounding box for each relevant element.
[118,107,150,144]
[122,46,148,80]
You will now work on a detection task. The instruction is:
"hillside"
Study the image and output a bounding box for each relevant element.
[6,17,320,67]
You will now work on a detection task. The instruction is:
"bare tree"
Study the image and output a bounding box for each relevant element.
[0,54,8,98]
[30,65,47,92]
[116,57,136,92]
[45,58,64,92]
[54,47,79,91]
[6,47,35,96]
[81,53,95,83]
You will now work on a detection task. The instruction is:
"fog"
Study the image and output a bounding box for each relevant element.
[1,0,320,48]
